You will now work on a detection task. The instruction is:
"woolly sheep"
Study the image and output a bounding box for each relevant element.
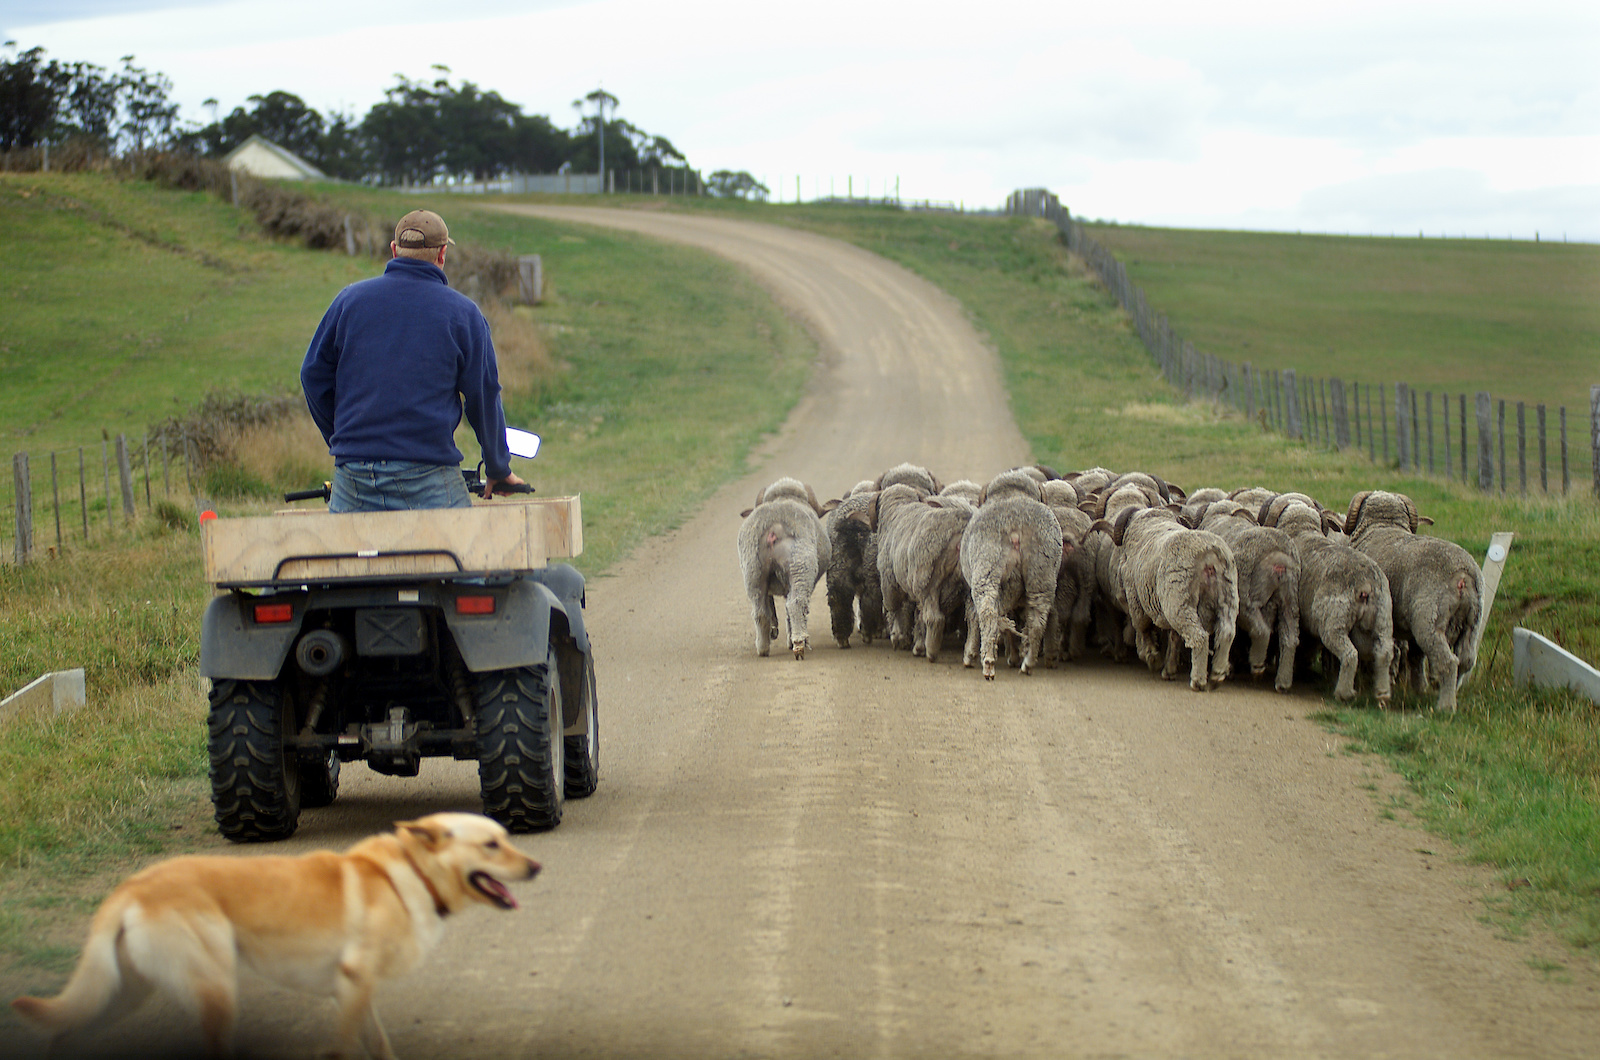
[1093,505,1239,691]
[874,462,941,494]
[822,490,885,648]
[737,478,832,659]
[1043,499,1096,663]
[1343,490,1483,712]
[871,484,975,662]
[1262,495,1394,704]
[1196,500,1301,692]
[959,469,1063,679]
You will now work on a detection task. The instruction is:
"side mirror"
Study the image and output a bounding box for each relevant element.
[506,428,541,459]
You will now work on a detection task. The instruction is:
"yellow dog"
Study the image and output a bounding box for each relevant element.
[12,813,540,1059]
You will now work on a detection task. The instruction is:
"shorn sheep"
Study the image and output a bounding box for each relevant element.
[1093,505,1239,691]
[959,469,1063,679]
[1343,490,1483,712]
[738,478,832,659]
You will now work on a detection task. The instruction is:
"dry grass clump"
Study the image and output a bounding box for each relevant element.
[481,301,562,396]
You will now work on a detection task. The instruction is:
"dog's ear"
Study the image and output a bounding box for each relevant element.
[396,818,447,850]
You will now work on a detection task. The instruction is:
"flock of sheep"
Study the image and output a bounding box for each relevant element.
[737,463,1486,710]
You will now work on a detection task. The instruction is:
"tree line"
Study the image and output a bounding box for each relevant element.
[2,44,768,197]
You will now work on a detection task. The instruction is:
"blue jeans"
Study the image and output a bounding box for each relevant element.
[330,460,471,513]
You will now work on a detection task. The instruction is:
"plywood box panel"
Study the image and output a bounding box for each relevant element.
[203,496,581,585]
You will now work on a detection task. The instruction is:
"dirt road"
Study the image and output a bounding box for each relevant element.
[28,208,1598,1058]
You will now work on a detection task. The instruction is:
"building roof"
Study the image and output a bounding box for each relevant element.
[221,134,327,181]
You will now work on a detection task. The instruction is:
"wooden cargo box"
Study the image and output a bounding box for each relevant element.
[202,496,582,586]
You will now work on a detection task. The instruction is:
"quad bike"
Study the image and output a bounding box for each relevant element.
[198,430,597,841]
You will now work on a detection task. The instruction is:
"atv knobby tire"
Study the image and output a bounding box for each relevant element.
[207,678,302,842]
[476,663,565,831]
[564,651,600,799]
[297,749,340,809]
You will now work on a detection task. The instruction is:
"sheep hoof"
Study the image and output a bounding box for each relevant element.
[1274,682,1293,694]
[792,643,807,660]
[835,640,851,649]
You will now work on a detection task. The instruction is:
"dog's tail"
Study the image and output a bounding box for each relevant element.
[11,898,131,1034]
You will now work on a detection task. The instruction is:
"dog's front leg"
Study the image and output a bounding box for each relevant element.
[331,965,395,1060]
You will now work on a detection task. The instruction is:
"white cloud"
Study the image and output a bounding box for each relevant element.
[8,0,1598,238]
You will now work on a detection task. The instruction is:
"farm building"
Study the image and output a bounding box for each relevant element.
[222,134,325,181]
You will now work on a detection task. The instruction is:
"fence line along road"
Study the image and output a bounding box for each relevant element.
[1005,188,1599,499]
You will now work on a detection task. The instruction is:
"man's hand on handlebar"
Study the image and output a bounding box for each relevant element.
[483,471,532,498]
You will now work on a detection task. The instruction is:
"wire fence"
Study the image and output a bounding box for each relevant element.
[6,427,206,567]
[1005,188,1600,500]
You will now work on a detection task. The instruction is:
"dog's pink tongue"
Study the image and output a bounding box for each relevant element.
[479,874,518,908]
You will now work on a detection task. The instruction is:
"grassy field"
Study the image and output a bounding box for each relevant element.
[1077,224,1600,439]
[1,177,1596,981]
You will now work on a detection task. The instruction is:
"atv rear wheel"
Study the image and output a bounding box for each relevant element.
[207,678,302,842]
[476,663,565,831]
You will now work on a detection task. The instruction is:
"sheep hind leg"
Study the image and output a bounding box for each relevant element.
[921,600,946,664]
[826,581,856,649]
[750,594,776,657]
[975,598,1003,680]
[1017,598,1052,675]
[1209,619,1235,688]
[1418,629,1460,713]
[1323,631,1360,700]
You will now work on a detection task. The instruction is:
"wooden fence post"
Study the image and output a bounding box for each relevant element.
[517,255,543,305]
[1591,386,1599,498]
[78,447,88,541]
[1367,385,1377,464]
[50,452,61,551]
[343,214,356,256]
[13,452,31,565]
[1476,392,1493,491]
[1425,391,1435,475]
[102,440,111,528]
[142,431,152,507]
[1283,369,1301,439]
[1560,407,1569,494]
[1459,393,1468,482]
[1244,363,1255,424]
[1381,384,1390,464]
[1320,378,1331,447]
[1331,379,1349,449]
[1442,394,1451,480]
[1516,402,1526,496]
[1414,385,1427,473]
[1395,383,1411,469]
[1537,404,1547,493]
[116,434,136,520]
[1497,399,1507,494]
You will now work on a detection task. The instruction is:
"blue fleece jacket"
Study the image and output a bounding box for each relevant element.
[300,257,511,479]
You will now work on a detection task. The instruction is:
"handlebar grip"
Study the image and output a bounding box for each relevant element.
[495,482,535,495]
[283,484,331,503]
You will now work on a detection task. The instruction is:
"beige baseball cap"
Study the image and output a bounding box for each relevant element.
[395,209,455,249]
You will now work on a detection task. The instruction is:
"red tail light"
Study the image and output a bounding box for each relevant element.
[455,595,496,615]
[253,603,295,624]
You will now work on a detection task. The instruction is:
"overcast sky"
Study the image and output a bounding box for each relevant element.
[7,0,1598,240]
